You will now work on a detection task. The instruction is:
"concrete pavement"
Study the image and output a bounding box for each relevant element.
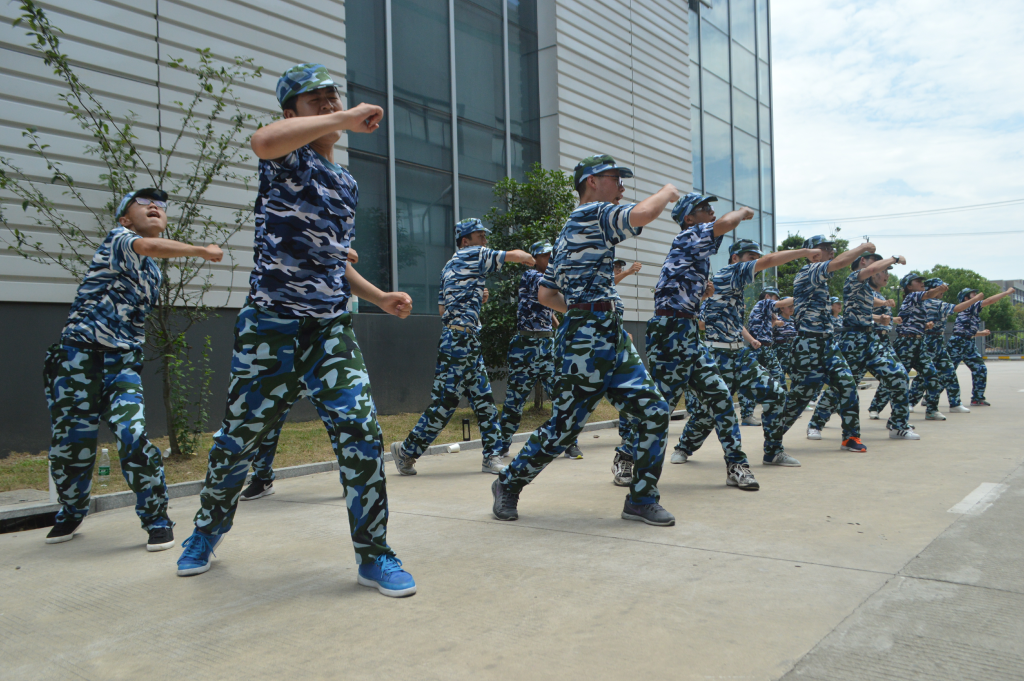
[2,362,1022,680]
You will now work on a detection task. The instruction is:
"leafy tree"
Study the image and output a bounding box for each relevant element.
[479,164,576,392]
[915,265,1021,331]
[0,2,265,456]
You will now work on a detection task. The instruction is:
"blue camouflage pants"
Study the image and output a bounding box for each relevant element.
[810,331,910,431]
[43,344,170,530]
[739,345,784,418]
[907,335,956,409]
[404,327,501,458]
[497,333,557,453]
[247,407,291,483]
[500,311,669,504]
[645,316,745,464]
[679,346,788,461]
[619,391,700,459]
[946,335,987,404]
[777,334,860,441]
[194,303,391,564]
[873,335,943,413]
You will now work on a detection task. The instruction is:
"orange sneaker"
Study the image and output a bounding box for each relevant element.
[840,436,867,452]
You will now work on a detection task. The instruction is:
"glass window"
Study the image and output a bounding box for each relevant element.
[346,0,387,92]
[459,176,497,227]
[689,7,700,63]
[393,0,451,113]
[458,120,506,182]
[759,60,770,105]
[731,43,756,96]
[348,153,391,306]
[733,89,756,136]
[759,104,771,143]
[347,85,389,157]
[692,107,702,191]
[757,0,769,60]
[394,100,453,170]
[701,21,729,80]
[734,129,758,210]
[762,212,774,249]
[760,142,773,213]
[507,0,536,28]
[731,0,755,50]
[735,207,759,243]
[691,62,701,108]
[702,0,729,32]
[509,9,540,140]
[511,137,540,180]
[703,70,730,122]
[396,163,455,314]
[703,113,732,200]
[455,0,505,129]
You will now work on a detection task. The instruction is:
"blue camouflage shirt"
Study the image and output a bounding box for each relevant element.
[747,298,777,344]
[517,269,553,331]
[873,291,893,332]
[541,201,639,306]
[842,272,876,329]
[923,298,956,335]
[793,262,834,334]
[250,145,358,318]
[653,222,724,315]
[704,261,757,343]
[953,302,982,337]
[439,246,506,330]
[775,316,797,342]
[896,291,929,335]
[62,226,161,351]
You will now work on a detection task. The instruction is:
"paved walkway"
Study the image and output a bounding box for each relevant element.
[2,363,1022,680]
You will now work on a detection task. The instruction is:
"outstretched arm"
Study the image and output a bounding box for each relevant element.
[629,184,681,227]
[858,255,905,280]
[538,286,568,313]
[775,296,795,309]
[347,266,412,318]
[952,291,985,314]
[754,248,822,274]
[133,238,222,262]
[503,250,536,266]
[251,103,384,159]
[827,242,876,273]
[712,206,756,238]
[982,288,1015,308]
[614,262,642,284]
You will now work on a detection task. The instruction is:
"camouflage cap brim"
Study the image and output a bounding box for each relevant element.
[277,63,336,107]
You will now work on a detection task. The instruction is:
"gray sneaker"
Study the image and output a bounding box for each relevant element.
[925,410,946,421]
[763,451,801,467]
[726,463,760,491]
[621,499,675,526]
[611,450,633,487]
[670,448,689,464]
[741,414,761,426]
[390,442,417,476]
[481,455,507,475]
[563,444,584,459]
[491,479,519,521]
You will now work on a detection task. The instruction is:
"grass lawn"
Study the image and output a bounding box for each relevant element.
[1,400,622,495]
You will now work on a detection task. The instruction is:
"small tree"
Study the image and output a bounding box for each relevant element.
[0,2,265,456]
[480,164,576,407]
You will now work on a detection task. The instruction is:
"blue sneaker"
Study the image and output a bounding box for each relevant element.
[176,528,224,576]
[357,555,417,597]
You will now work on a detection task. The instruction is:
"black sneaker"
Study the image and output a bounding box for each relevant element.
[621,499,675,526]
[240,477,275,501]
[45,517,83,544]
[563,444,584,459]
[971,399,991,407]
[146,526,175,552]
[491,479,520,521]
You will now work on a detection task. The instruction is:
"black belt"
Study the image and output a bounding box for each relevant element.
[568,301,615,312]
[518,330,554,338]
[840,326,872,333]
[952,333,974,339]
[655,308,696,319]
[798,330,831,337]
[61,339,123,353]
[899,333,923,339]
[774,338,794,345]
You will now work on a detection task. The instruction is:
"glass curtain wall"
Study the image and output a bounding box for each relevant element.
[689,0,774,273]
[350,0,540,314]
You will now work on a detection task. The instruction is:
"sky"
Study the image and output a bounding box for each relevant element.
[770,0,1024,281]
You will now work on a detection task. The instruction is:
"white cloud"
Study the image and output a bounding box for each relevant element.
[771,0,1024,279]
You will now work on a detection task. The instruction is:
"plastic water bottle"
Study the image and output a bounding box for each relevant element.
[98,448,111,488]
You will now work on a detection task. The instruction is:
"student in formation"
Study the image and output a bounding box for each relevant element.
[774,296,798,377]
[43,188,222,548]
[491,154,677,526]
[946,287,1014,407]
[738,285,791,427]
[771,236,878,454]
[175,63,418,598]
[675,239,822,486]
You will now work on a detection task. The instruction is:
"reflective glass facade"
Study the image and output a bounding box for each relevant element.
[347,0,541,314]
[690,0,775,273]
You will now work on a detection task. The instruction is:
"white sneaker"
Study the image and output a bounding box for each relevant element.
[889,428,921,440]
[807,427,822,440]
[481,456,507,475]
[908,404,916,413]
[763,451,801,467]
[670,449,689,464]
[949,405,971,413]
[925,410,946,421]
[868,411,880,420]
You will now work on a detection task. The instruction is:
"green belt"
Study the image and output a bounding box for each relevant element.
[519,330,554,338]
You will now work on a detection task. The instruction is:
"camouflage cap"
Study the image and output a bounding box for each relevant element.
[759,285,781,299]
[957,287,980,303]
[455,218,490,241]
[671,192,718,225]
[277,63,336,107]
[830,296,841,305]
[572,154,634,189]
[851,252,884,270]
[116,187,168,219]
[529,240,553,256]
[924,277,946,290]
[729,238,763,258]
[900,273,924,290]
[802,235,834,250]
[613,259,627,268]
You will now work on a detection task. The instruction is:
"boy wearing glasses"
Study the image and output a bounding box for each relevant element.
[176,64,419,598]
[43,188,223,548]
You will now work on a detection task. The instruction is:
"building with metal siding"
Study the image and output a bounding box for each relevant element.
[0,0,774,454]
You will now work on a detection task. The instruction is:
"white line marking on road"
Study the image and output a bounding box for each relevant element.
[948,483,1008,515]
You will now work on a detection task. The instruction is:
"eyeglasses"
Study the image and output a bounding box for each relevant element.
[692,202,713,213]
[593,173,624,187]
[134,197,167,210]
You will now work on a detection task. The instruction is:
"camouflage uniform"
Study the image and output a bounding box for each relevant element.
[499,200,670,505]
[870,290,938,415]
[192,143,394,564]
[909,298,956,410]
[739,297,785,419]
[44,223,170,531]
[946,302,987,404]
[774,316,798,376]
[247,407,291,483]
[403,226,505,460]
